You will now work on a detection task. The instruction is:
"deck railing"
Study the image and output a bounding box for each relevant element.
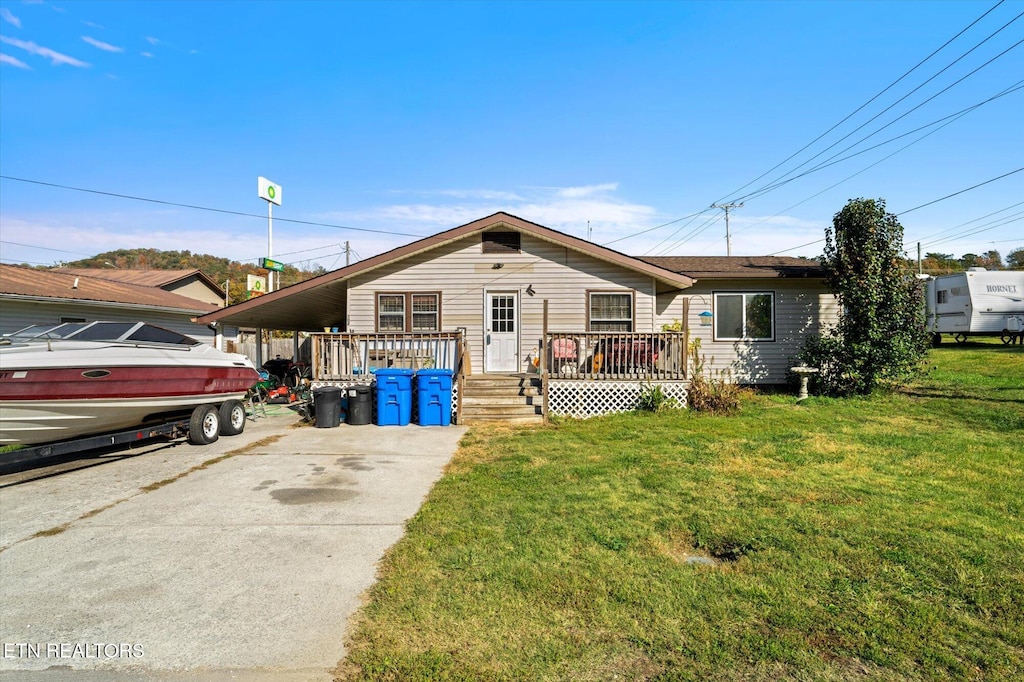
[543,331,688,380]
[312,331,464,381]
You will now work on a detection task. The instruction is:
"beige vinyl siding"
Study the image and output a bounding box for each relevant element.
[345,232,658,373]
[167,279,225,306]
[678,280,838,383]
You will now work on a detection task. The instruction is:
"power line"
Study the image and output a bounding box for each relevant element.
[654,212,724,256]
[920,213,1024,249]
[712,0,1009,204]
[897,167,1024,215]
[702,83,1022,254]
[769,170,1024,256]
[0,175,424,238]
[0,240,95,257]
[736,79,1024,204]
[733,28,1024,205]
[905,199,1024,245]
[642,211,715,255]
[601,209,713,247]
[605,2,1018,251]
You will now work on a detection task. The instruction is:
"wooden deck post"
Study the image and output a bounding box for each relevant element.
[682,297,690,380]
[541,299,549,424]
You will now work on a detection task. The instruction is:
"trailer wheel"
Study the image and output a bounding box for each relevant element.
[219,400,246,436]
[931,333,942,347]
[188,405,220,445]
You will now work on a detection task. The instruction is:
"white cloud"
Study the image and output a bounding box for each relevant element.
[321,184,659,252]
[82,36,122,52]
[140,51,152,58]
[556,183,619,198]
[1,8,21,28]
[83,21,105,29]
[145,36,159,45]
[0,52,31,68]
[0,35,89,66]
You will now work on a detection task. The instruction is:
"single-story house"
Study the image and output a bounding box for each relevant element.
[198,212,837,420]
[0,264,238,346]
[55,268,227,307]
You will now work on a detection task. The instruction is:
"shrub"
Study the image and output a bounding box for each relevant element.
[687,339,748,413]
[635,382,680,413]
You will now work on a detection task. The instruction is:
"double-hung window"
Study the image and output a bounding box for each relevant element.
[714,292,774,341]
[376,293,440,332]
[588,291,634,332]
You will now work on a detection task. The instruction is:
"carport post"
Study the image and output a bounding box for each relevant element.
[255,328,264,368]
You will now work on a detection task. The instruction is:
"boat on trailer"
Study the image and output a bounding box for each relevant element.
[0,321,260,446]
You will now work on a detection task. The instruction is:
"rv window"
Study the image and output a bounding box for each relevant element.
[937,290,949,304]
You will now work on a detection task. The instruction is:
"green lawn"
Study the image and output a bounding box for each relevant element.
[338,340,1024,681]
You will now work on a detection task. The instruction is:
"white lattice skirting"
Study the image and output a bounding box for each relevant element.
[548,380,689,419]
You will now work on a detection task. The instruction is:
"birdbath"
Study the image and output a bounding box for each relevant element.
[791,366,819,401]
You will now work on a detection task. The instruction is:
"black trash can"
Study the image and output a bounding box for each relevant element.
[346,384,372,425]
[313,386,342,428]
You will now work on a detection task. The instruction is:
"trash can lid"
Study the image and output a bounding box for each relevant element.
[313,386,343,395]
[350,383,372,393]
[416,368,453,376]
[374,368,415,376]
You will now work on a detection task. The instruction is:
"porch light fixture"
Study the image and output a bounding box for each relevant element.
[492,263,504,269]
[526,285,535,296]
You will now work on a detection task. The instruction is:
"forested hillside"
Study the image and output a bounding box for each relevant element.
[57,249,327,304]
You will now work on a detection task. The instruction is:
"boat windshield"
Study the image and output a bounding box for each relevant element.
[4,322,201,346]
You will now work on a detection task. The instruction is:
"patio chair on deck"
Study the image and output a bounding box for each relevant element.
[551,337,579,375]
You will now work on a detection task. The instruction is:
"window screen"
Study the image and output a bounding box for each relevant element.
[589,292,633,332]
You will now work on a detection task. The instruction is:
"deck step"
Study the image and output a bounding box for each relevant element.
[460,374,545,423]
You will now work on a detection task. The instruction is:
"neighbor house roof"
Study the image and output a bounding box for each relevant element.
[637,256,825,280]
[56,268,225,299]
[0,264,220,313]
[198,212,695,330]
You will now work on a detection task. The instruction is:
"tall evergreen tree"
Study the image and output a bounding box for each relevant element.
[800,198,930,396]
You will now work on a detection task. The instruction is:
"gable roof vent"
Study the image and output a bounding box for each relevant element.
[482,231,521,254]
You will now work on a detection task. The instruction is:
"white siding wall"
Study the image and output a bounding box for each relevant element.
[346,233,662,374]
[673,281,838,384]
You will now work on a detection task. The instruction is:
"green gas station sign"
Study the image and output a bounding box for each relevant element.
[261,257,285,272]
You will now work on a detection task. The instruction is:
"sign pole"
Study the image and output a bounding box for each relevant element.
[257,176,282,293]
[268,201,274,293]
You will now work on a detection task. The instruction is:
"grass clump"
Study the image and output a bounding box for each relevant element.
[338,339,1024,681]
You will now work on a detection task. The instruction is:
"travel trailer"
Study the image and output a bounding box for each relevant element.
[926,268,1024,344]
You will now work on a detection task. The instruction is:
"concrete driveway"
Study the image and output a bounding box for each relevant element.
[0,411,467,680]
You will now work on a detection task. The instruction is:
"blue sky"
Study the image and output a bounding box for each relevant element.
[1,0,1021,271]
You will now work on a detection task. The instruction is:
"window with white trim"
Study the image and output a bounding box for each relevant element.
[376,293,440,332]
[714,292,774,341]
[589,292,634,332]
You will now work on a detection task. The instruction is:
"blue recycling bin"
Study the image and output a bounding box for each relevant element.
[416,369,454,426]
[375,368,414,426]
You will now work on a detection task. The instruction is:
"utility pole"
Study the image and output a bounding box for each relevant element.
[711,202,743,257]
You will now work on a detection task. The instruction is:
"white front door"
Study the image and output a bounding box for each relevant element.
[485,292,519,372]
